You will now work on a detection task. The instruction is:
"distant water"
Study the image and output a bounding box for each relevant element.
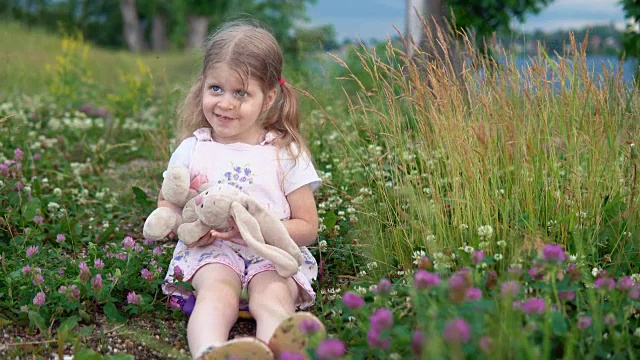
[512,55,638,85]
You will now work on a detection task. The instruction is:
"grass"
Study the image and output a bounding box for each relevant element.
[2,20,640,359]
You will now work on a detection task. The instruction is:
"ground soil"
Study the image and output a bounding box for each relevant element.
[0,314,257,359]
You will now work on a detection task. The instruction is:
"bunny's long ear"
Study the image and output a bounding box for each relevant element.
[230,202,299,277]
[236,196,304,267]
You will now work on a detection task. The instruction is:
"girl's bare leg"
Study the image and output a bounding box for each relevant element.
[247,270,299,342]
[188,263,241,359]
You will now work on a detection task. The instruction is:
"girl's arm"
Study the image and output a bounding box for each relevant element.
[283,184,319,247]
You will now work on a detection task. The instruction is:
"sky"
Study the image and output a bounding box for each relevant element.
[307,0,628,42]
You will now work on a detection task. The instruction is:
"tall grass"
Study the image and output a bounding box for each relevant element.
[326,28,639,275]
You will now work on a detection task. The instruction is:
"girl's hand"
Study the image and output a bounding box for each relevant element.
[186,218,245,248]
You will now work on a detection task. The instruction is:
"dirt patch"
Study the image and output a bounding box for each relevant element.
[0,314,257,359]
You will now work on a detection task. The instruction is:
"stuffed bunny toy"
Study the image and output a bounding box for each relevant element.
[142,166,197,242]
[143,166,304,278]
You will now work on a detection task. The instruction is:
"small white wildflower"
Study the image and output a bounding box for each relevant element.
[576,211,588,219]
[397,270,405,276]
[477,225,494,239]
[631,274,640,284]
[47,202,60,212]
[412,250,426,265]
[23,186,31,193]
[569,254,577,262]
[494,254,503,261]
[348,316,356,323]
[497,240,507,248]
[354,286,367,295]
[463,246,474,253]
[592,267,601,278]
[389,354,401,360]
[426,234,436,242]
[366,261,378,270]
[358,270,367,277]
[459,224,469,230]
[478,241,490,249]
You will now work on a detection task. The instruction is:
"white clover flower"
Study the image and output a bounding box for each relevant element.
[592,267,601,278]
[354,286,367,295]
[569,254,577,262]
[318,240,327,249]
[459,223,469,230]
[497,240,507,248]
[358,270,367,277]
[426,234,436,242]
[494,254,503,261]
[478,241,490,249]
[412,250,426,265]
[631,274,640,284]
[23,186,31,193]
[0,180,4,187]
[477,225,494,239]
[464,246,474,253]
[47,202,60,212]
[366,261,378,270]
[53,188,62,196]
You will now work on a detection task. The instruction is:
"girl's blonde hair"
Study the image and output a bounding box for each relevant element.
[176,20,306,157]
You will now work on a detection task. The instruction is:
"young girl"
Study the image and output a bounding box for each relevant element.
[158,20,325,360]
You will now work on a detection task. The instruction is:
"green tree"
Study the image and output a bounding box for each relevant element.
[620,0,640,58]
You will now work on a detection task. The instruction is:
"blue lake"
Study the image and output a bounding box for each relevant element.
[511,55,638,85]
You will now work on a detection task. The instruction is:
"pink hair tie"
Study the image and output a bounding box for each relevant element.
[279,77,286,87]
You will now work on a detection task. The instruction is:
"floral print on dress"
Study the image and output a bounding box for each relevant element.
[219,163,254,190]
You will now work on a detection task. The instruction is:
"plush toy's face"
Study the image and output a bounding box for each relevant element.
[194,184,241,229]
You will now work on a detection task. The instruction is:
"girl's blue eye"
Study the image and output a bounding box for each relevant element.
[210,85,222,93]
[235,91,248,97]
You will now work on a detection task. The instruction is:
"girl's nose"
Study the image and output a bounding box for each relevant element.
[195,194,203,206]
[218,95,237,110]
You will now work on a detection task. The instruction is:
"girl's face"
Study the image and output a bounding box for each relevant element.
[202,63,276,144]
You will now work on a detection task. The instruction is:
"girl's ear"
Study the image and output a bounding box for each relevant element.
[262,87,278,111]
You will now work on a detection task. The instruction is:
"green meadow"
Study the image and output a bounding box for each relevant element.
[2,20,640,359]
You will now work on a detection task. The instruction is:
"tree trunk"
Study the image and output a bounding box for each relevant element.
[151,14,169,51]
[406,0,465,84]
[186,15,209,50]
[119,0,145,52]
[406,0,425,58]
